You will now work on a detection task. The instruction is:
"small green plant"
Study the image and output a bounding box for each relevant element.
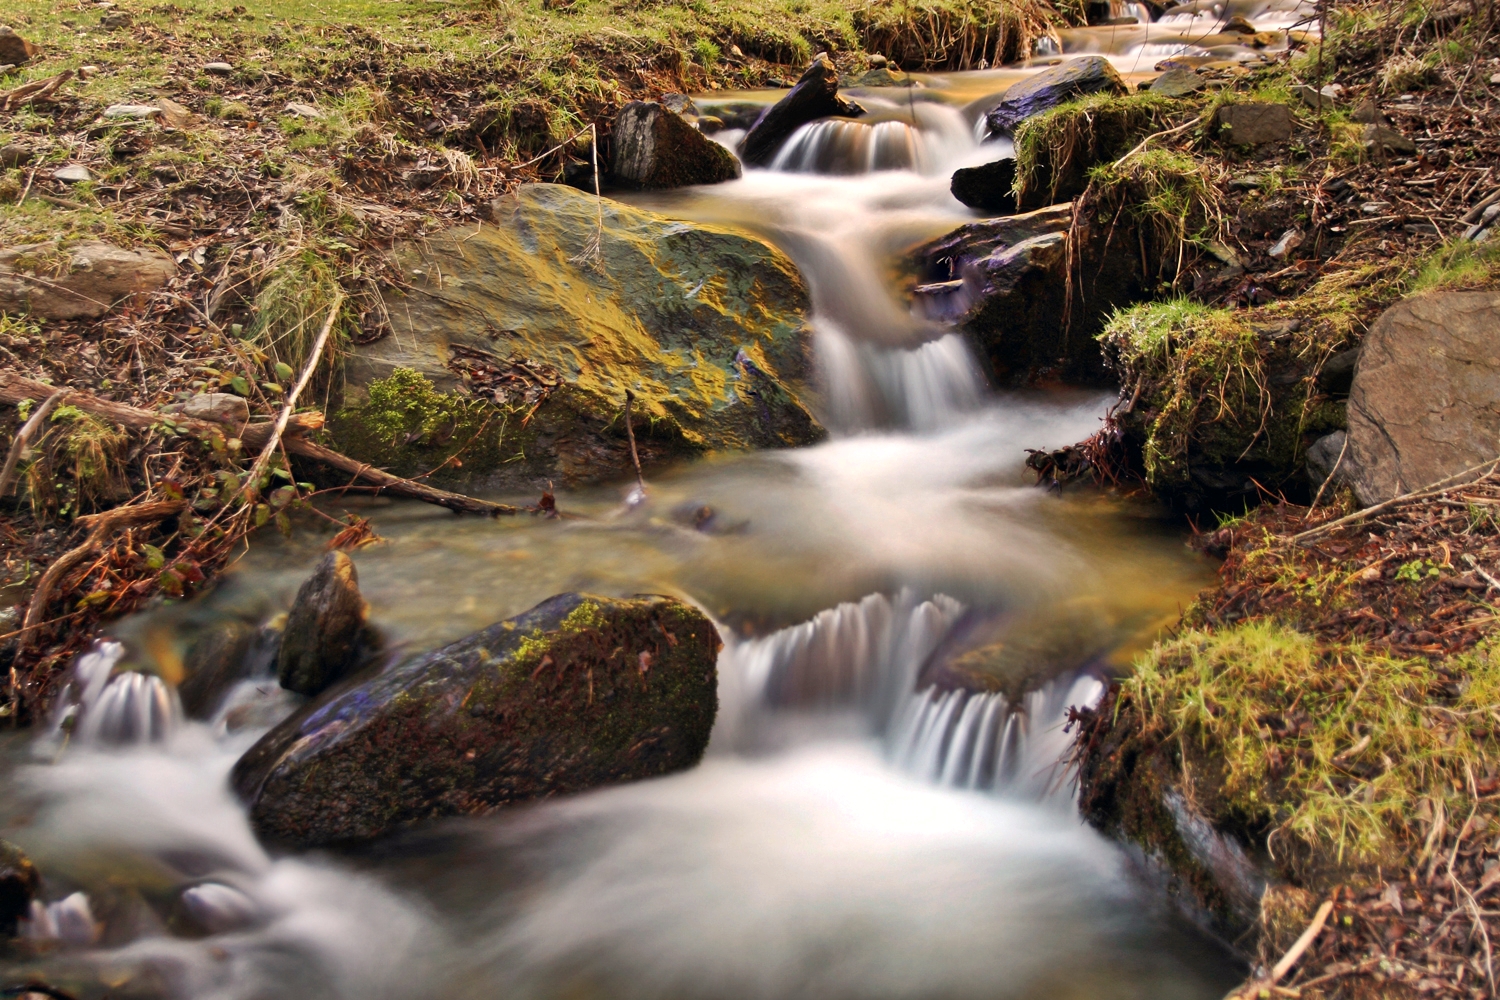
[692,39,722,65]
[1395,558,1441,584]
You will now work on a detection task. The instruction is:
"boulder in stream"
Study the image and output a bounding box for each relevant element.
[178,619,257,719]
[740,55,866,166]
[1343,291,1500,505]
[276,551,377,697]
[912,203,1147,386]
[232,593,720,848]
[983,56,1127,136]
[337,183,821,492]
[611,101,741,189]
[1,839,40,938]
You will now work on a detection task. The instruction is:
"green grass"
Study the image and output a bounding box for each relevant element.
[1012,90,1176,208]
[1128,623,1500,875]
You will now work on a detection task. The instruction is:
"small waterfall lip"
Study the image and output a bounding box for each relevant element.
[46,640,183,748]
[763,102,975,179]
[814,322,987,434]
[891,671,1107,802]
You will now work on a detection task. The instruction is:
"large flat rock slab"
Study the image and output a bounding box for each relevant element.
[1346,291,1500,504]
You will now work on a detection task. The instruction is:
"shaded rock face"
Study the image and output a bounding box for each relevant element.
[611,101,741,189]
[0,242,174,320]
[276,552,374,697]
[1074,700,1270,946]
[0,28,40,67]
[1345,291,1500,505]
[983,56,1127,136]
[949,158,1018,214]
[341,184,822,492]
[0,839,40,938]
[232,593,720,849]
[740,56,866,167]
[178,619,257,719]
[912,203,1145,386]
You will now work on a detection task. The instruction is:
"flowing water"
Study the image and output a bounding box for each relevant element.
[0,20,1336,995]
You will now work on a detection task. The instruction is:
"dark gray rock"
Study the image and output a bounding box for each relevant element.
[1316,346,1360,395]
[1149,67,1205,97]
[179,620,258,719]
[983,56,1127,135]
[276,551,373,697]
[1345,291,1500,505]
[0,839,40,938]
[741,55,865,166]
[913,203,1146,386]
[1216,103,1293,145]
[611,101,740,189]
[1305,430,1348,491]
[232,593,720,848]
[949,158,1017,214]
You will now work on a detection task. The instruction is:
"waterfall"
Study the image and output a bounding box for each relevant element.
[51,641,182,746]
[891,673,1105,802]
[766,102,974,178]
[715,592,1106,802]
[816,324,986,433]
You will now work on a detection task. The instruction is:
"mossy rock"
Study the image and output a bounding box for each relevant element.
[231,593,720,849]
[337,183,823,492]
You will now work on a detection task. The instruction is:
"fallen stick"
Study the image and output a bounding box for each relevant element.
[283,438,517,516]
[0,373,515,516]
[1291,455,1500,544]
[623,389,646,497]
[239,292,342,502]
[20,497,188,643]
[0,389,68,498]
[1222,899,1334,1000]
[0,70,73,112]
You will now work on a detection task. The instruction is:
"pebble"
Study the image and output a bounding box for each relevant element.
[102,103,160,119]
[1268,229,1303,258]
[1361,201,1392,215]
[1491,73,1500,85]
[283,102,322,119]
[0,143,29,167]
[203,61,234,75]
[53,164,93,183]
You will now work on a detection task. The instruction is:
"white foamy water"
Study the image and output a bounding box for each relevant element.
[0,61,1247,1000]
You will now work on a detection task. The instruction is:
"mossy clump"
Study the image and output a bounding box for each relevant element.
[1099,256,1410,508]
[1013,91,1177,208]
[250,240,361,391]
[20,403,131,517]
[1126,624,1500,877]
[328,368,526,485]
[1087,147,1226,285]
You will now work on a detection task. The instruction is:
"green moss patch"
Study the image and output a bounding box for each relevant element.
[1013,91,1179,209]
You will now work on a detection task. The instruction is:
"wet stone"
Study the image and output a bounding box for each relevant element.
[0,839,40,938]
[983,55,1127,135]
[949,157,1017,214]
[276,551,374,697]
[1149,68,1205,98]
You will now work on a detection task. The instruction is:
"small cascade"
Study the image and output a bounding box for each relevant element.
[766,103,973,178]
[891,673,1105,801]
[816,324,986,432]
[52,641,183,746]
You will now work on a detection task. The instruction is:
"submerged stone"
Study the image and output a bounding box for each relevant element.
[983,56,1127,135]
[340,183,821,492]
[741,55,865,166]
[0,839,40,938]
[178,619,257,719]
[232,593,720,848]
[610,101,740,189]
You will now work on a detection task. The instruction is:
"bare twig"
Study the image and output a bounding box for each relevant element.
[1306,431,1349,515]
[623,389,646,497]
[0,390,68,498]
[239,292,343,503]
[1292,455,1500,543]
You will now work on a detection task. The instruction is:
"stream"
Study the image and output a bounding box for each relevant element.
[0,9,1318,996]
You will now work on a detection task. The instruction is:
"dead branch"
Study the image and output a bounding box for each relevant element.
[239,292,343,502]
[0,372,513,516]
[0,70,74,112]
[282,438,518,516]
[0,389,68,498]
[1292,456,1500,544]
[20,497,189,644]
